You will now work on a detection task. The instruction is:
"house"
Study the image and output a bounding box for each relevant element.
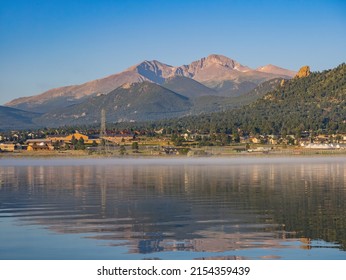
[315,134,329,144]
[161,146,189,155]
[337,134,346,144]
[268,138,278,145]
[64,133,89,142]
[26,139,54,151]
[47,133,101,146]
[0,143,16,152]
[249,137,261,144]
[102,134,135,144]
[304,143,338,149]
[46,135,67,142]
[299,138,311,146]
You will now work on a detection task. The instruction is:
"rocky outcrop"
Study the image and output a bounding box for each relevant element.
[295,66,311,78]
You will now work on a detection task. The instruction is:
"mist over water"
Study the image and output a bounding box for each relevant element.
[0,157,345,259]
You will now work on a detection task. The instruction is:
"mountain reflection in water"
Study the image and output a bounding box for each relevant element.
[0,157,345,259]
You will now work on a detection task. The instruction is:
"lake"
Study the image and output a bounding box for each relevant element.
[0,157,345,260]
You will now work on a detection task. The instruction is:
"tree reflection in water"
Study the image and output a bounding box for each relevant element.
[0,157,345,259]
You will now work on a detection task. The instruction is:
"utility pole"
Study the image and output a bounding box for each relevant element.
[100,109,108,154]
[100,109,106,138]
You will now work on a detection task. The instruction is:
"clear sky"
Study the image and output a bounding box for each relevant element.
[0,0,345,105]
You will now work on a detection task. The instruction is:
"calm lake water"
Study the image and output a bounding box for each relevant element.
[0,157,345,260]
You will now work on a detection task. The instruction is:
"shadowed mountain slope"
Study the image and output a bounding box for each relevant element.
[34,82,192,126]
[0,106,42,130]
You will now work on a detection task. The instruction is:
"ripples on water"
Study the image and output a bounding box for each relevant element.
[0,157,345,259]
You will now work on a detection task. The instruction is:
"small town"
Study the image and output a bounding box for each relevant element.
[1,128,346,156]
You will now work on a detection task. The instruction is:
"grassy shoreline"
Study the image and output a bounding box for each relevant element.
[1,147,345,159]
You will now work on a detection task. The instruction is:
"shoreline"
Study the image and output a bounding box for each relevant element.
[1,154,345,168]
[1,148,345,160]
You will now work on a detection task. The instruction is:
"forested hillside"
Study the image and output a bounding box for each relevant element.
[150,63,346,135]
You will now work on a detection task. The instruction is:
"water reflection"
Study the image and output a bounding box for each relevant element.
[0,157,345,259]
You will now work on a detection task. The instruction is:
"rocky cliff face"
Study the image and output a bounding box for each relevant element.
[177,55,248,84]
[295,66,311,78]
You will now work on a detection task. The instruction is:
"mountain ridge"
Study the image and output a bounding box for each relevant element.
[34,82,192,126]
[5,54,296,113]
[0,105,42,130]
[256,64,296,77]
[165,63,346,135]
[2,62,345,131]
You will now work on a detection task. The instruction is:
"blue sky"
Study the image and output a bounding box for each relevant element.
[0,0,345,105]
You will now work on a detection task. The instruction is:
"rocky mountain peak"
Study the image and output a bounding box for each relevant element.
[188,54,250,72]
[174,54,252,81]
[128,60,174,84]
[5,54,298,113]
[205,54,236,67]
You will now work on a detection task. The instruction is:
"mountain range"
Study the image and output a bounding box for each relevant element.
[2,54,296,129]
[165,63,346,135]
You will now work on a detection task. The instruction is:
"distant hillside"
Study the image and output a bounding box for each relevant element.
[34,77,288,127]
[237,64,346,134]
[238,78,286,102]
[256,64,296,77]
[35,82,192,126]
[190,78,285,114]
[0,106,42,130]
[163,76,217,98]
[2,63,343,133]
[0,76,304,130]
[155,63,346,135]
